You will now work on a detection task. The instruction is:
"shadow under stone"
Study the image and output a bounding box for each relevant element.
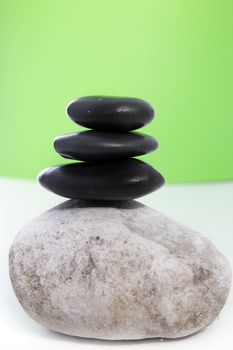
[54,199,144,211]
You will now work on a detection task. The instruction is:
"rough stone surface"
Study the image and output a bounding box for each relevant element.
[9,200,231,340]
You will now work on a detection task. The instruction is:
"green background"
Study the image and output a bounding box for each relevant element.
[1,0,233,183]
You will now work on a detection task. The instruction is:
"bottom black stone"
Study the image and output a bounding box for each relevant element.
[38,159,164,200]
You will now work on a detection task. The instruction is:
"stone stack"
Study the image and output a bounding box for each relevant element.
[38,96,164,200]
[9,96,231,341]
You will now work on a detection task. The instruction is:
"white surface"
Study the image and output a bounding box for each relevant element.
[0,177,232,349]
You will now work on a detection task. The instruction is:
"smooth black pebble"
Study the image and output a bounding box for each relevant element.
[38,159,164,201]
[54,131,158,161]
[67,96,155,131]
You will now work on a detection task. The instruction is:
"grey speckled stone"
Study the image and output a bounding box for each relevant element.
[9,200,231,340]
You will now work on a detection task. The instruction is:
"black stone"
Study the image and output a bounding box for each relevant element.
[38,159,164,201]
[67,96,154,131]
[54,131,158,162]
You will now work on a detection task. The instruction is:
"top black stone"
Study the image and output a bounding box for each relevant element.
[67,96,155,131]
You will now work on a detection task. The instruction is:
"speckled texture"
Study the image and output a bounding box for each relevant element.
[9,200,231,340]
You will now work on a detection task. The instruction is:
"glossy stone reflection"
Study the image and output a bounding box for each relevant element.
[39,95,164,200]
[67,96,155,131]
[54,131,158,161]
[38,159,164,201]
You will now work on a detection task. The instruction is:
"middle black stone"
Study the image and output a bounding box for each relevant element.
[54,130,158,162]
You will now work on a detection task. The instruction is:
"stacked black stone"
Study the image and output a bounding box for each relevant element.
[38,96,165,200]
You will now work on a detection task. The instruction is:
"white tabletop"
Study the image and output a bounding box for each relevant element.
[0,177,232,350]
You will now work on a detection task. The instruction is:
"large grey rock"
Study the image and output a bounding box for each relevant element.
[9,200,231,340]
